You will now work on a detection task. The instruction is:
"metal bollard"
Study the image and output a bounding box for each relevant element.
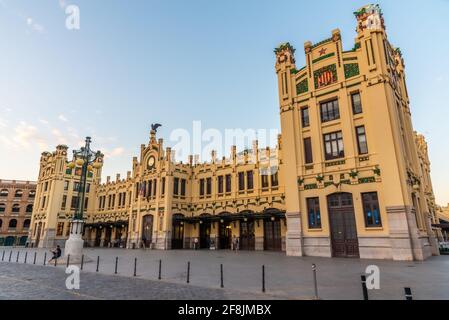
[1,250,4,261]
[133,258,137,277]
[81,255,84,271]
[96,256,100,272]
[115,257,118,274]
[54,257,57,267]
[187,261,190,284]
[220,264,224,288]
[158,259,162,280]
[66,254,70,268]
[312,264,319,300]
[404,287,413,300]
[8,251,12,262]
[361,275,369,300]
[33,252,37,265]
[262,265,266,293]
[24,252,28,264]
[16,251,19,263]
[43,252,47,265]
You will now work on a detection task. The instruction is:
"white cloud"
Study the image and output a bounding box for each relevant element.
[38,118,49,125]
[0,121,48,151]
[58,114,68,122]
[104,147,125,159]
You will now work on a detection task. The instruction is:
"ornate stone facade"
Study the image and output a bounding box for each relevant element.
[28,5,439,261]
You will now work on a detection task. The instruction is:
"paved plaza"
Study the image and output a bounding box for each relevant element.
[1,247,449,300]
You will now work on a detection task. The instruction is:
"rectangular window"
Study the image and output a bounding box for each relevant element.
[356,126,368,155]
[153,179,157,197]
[180,179,186,196]
[351,92,363,114]
[41,196,46,209]
[61,195,67,210]
[218,176,224,194]
[84,197,88,211]
[362,192,382,227]
[71,196,79,210]
[271,168,279,187]
[304,137,313,164]
[320,99,340,123]
[199,179,205,196]
[112,194,115,208]
[324,131,345,160]
[161,177,166,196]
[238,172,245,191]
[307,197,321,229]
[225,175,231,193]
[73,182,80,192]
[56,222,64,236]
[64,180,69,191]
[86,183,90,193]
[146,180,153,197]
[261,174,269,189]
[301,107,310,128]
[44,181,48,191]
[173,177,179,195]
[206,177,212,195]
[247,171,254,190]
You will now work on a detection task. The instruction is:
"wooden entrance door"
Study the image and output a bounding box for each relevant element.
[240,220,255,250]
[219,222,232,249]
[199,222,211,249]
[327,193,360,258]
[264,218,282,251]
[171,218,184,249]
[142,215,153,247]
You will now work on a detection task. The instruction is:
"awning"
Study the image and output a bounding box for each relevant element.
[85,220,129,228]
[173,210,286,224]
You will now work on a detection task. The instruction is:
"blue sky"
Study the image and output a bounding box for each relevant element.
[0,0,448,205]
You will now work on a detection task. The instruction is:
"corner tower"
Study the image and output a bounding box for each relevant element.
[275,4,438,261]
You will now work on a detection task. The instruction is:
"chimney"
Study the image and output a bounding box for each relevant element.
[106,176,111,183]
[116,173,120,182]
[127,171,131,179]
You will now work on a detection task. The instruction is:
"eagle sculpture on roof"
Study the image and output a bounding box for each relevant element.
[151,123,162,132]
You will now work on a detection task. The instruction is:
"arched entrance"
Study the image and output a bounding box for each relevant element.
[199,214,211,249]
[327,193,359,258]
[19,236,28,246]
[104,225,112,247]
[171,214,184,249]
[264,217,282,251]
[142,215,154,248]
[218,213,232,250]
[4,236,15,246]
[240,215,255,251]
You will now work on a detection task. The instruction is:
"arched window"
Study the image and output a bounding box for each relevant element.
[8,219,17,229]
[0,189,8,197]
[23,219,31,229]
[26,204,33,213]
[0,203,5,212]
[12,204,20,213]
[14,190,23,198]
[29,190,36,198]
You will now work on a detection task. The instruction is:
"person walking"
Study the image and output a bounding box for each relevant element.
[194,237,199,250]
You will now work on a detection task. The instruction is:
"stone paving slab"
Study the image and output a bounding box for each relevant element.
[0,262,276,300]
[1,247,449,300]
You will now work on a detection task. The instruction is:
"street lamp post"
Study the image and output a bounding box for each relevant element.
[64,137,103,262]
